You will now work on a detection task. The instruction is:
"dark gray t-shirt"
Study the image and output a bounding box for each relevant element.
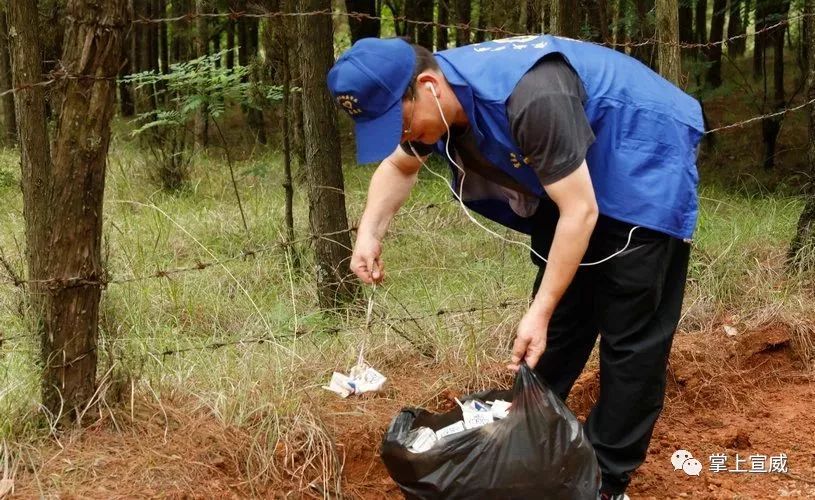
[401,54,595,189]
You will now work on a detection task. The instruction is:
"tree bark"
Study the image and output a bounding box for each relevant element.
[695,0,707,46]
[656,0,682,85]
[453,0,471,46]
[171,0,193,63]
[437,0,449,50]
[762,0,791,170]
[244,14,266,144]
[119,24,135,117]
[727,0,746,56]
[298,0,357,309]
[158,0,169,73]
[754,0,769,77]
[0,6,17,144]
[194,0,208,146]
[632,0,656,67]
[10,0,128,420]
[405,0,434,50]
[705,0,727,87]
[226,9,235,69]
[679,0,694,52]
[788,0,815,267]
[552,0,580,37]
[346,0,380,42]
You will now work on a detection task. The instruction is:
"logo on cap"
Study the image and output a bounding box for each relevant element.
[336,94,362,117]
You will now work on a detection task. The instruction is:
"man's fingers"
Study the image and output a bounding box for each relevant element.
[510,336,530,366]
[524,338,547,370]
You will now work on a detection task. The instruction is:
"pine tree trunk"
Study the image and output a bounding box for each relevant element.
[437,0,449,50]
[762,0,791,170]
[346,0,380,42]
[245,17,266,144]
[10,0,127,420]
[705,0,727,87]
[679,0,694,52]
[0,6,17,144]
[194,0,209,146]
[226,7,235,69]
[405,0,434,49]
[632,0,657,67]
[788,0,815,268]
[615,0,627,52]
[298,0,357,309]
[695,0,707,46]
[656,0,681,85]
[172,0,193,63]
[454,0,471,46]
[159,0,169,73]
[727,0,746,56]
[119,25,135,117]
[754,0,768,78]
[552,0,580,37]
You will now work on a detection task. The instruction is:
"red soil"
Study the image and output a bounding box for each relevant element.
[8,324,815,499]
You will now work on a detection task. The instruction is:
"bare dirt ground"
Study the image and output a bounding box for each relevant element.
[8,323,815,499]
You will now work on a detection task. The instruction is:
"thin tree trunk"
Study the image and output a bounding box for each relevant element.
[552,0,580,37]
[346,0,380,42]
[245,17,266,144]
[788,0,815,267]
[695,0,707,46]
[632,0,656,67]
[762,0,791,170]
[194,0,208,146]
[298,0,357,309]
[615,0,627,52]
[657,0,681,85]
[119,25,135,117]
[437,0,449,50]
[159,0,169,72]
[405,0,434,49]
[727,0,746,56]
[679,0,694,55]
[454,0,471,45]
[10,0,127,420]
[171,0,193,63]
[705,0,727,87]
[754,0,768,77]
[475,0,488,42]
[226,13,235,69]
[0,6,17,144]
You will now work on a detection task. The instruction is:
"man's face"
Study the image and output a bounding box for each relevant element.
[400,84,449,146]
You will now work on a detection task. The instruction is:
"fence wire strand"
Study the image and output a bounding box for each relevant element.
[0,9,813,290]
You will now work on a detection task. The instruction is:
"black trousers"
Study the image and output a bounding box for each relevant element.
[530,202,690,495]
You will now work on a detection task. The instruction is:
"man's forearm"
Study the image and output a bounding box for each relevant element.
[358,158,419,240]
[531,211,596,319]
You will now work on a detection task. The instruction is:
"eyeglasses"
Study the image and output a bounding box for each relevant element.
[403,91,416,137]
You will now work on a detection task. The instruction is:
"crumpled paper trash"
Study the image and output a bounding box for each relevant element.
[323,360,387,398]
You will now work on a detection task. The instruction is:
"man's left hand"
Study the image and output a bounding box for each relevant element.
[508,307,549,371]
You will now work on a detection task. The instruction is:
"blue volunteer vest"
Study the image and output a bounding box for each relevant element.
[431,35,704,239]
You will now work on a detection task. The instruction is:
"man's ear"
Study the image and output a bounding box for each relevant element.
[417,72,440,98]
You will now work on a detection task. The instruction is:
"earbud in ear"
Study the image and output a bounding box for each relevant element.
[424,82,437,97]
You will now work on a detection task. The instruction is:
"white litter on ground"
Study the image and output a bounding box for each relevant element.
[322,360,387,398]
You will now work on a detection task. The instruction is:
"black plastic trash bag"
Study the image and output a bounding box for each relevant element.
[380,364,600,499]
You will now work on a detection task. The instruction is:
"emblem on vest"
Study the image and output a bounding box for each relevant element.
[336,94,362,116]
[510,152,530,169]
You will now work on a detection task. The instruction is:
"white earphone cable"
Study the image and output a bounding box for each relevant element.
[409,86,640,267]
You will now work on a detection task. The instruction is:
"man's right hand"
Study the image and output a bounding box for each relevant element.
[351,234,385,284]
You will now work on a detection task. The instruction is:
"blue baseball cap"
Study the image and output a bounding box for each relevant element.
[327,38,416,164]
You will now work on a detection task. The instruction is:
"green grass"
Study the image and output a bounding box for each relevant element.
[0,121,812,449]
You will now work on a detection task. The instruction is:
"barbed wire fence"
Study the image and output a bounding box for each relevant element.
[0,8,812,354]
